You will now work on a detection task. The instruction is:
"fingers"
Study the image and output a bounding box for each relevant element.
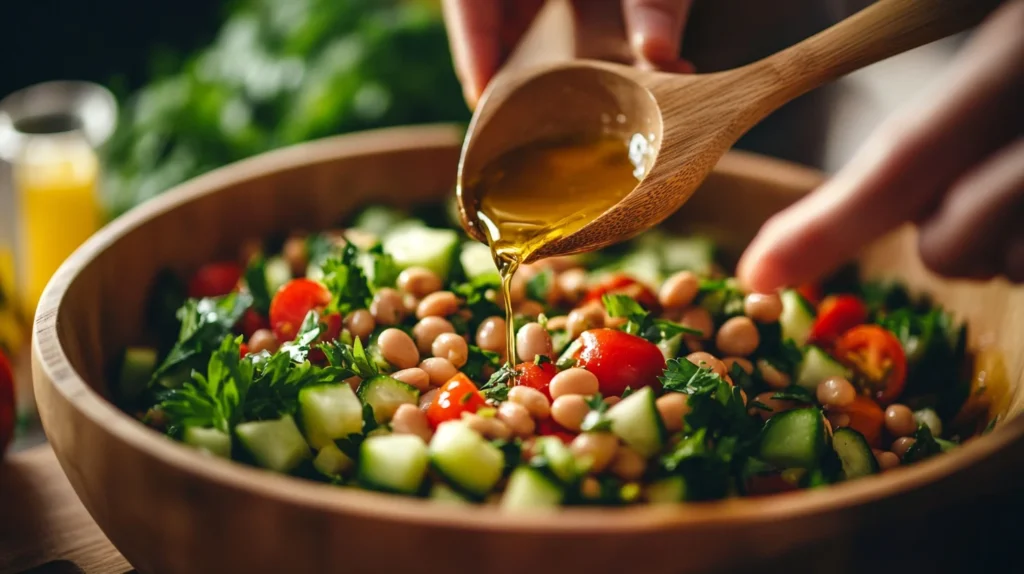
[623,0,694,69]
[917,137,1024,281]
[441,0,544,108]
[736,0,1024,293]
[442,0,502,107]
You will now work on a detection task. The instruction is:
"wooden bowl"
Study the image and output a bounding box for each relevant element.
[32,125,1024,574]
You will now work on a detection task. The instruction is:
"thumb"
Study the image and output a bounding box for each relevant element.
[623,0,694,68]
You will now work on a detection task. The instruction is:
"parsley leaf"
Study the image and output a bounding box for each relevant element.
[450,275,502,332]
[902,423,943,464]
[367,243,401,288]
[243,254,272,315]
[580,393,612,432]
[526,269,554,303]
[150,291,253,387]
[658,356,723,395]
[602,294,700,343]
[320,336,380,380]
[157,335,253,435]
[322,240,374,315]
[696,278,745,319]
[463,345,502,380]
[771,386,816,404]
[480,364,516,402]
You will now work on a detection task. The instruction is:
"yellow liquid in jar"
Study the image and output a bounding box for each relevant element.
[465,133,649,366]
[14,136,102,320]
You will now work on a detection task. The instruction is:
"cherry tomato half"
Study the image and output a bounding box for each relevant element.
[583,273,659,311]
[0,350,15,458]
[188,262,243,299]
[834,325,907,405]
[239,343,250,358]
[514,360,557,399]
[809,295,868,347]
[427,373,486,429]
[573,328,666,397]
[833,395,885,448]
[269,279,333,342]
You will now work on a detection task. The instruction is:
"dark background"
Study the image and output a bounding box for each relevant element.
[0,0,223,99]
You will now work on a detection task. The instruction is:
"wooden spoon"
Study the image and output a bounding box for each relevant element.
[456,0,1000,262]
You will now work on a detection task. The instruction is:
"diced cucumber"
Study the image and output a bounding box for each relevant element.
[660,236,715,275]
[235,415,311,473]
[658,334,683,361]
[313,443,354,478]
[305,263,324,282]
[795,346,852,391]
[501,466,564,510]
[119,346,157,402]
[299,384,364,449]
[604,386,666,458]
[183,426,232,458]
[357,376,420,423]
[646,475,688,504]
[832,427,879,480]
[353,205,407,238]
[534,436,578,484]
[780,289,816,346]
[382,222,459,281]
[758,407,827,470]
[460,242,498,280]
[429,421,505,497]
[264,256,292,295]
[610,250,663,288]
[430,482,473,505]
[358,434,429,494]
[913,408,943,437]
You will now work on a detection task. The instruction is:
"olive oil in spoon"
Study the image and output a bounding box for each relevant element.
[463,132,652,366]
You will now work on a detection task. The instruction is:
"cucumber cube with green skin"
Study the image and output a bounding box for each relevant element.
[429,421,505,497]
[298,384,364,449]
[831,428,879,479]
[235,415,311,473]
[358,434,429,494]
[382,222,459,281]
[459,242,499,280]
[357,376,420,423]
[501,466,564,510]
[758,408,827,470]
[646,475,688,503]
[795,346,852,391]
[313,443,355,478]
[780,289,817,346]
[604,386,666,457]
[184,426,232,459]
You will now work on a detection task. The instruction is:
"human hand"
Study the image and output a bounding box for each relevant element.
[441,0,696,107]
[738,0,1024,291]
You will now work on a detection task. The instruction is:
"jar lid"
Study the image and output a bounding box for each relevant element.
[0,81,118,162]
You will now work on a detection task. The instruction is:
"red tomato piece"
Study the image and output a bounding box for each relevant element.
[426,373,487,429]
[239,343,250,358]
[514,360,557,399]
[536,418,577,444]
[237,309,269,339]
[573,328,666,397]
[188,262,243,299]
[583,273,659,311]
[797,283,823,307]
[0,350,14,458]
[269,279,333,342]
[834,395,885,448]
[834,325,907,405]
[808,295,868,347]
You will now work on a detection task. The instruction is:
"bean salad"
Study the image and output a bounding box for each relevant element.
[117,203,996,508]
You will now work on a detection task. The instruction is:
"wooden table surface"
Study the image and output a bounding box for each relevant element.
[0,446,131,574]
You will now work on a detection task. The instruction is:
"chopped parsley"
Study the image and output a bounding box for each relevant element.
[771,385,816,404]
[321,240,374,314]
[243,254,273,316]
[602,294,700,343]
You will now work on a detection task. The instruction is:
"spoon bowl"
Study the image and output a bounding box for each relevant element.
[456,0,1001,262]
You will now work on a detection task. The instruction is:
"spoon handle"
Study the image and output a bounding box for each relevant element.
[755,0,1002,108]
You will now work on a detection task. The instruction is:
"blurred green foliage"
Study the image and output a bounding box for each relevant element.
[101,0,470,218]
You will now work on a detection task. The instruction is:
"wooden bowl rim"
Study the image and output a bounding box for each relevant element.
[32,123,1023,533]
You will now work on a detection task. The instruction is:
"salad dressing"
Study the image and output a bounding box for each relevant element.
[464,132,653,367]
